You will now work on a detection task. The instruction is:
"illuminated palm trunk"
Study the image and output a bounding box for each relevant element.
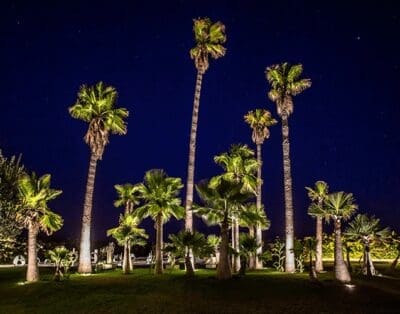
[362,242,375,277]
[26,223,39,282]
[217,216,232,279]
[334,219,351,283]
[248,226,256,269]
[78,153,98,274]
[155,214,163,274]
[315,216,324,272]
[231,217,240,272]
[185,69,204,231]
[281,115,295,272]
[123,242,130,274]
[255,143,263,269]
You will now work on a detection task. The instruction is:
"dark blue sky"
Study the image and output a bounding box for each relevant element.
[1,1,399,244]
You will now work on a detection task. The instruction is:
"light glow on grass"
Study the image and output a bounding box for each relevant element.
[345,283,356,290]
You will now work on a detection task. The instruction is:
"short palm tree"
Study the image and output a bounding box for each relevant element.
[195,179,251,279]
[238,233,260,276]
[344,214,390,277]
[266,63,311,272]
[306,181,329,272]
[185,18,227,231]
[114,183,141,270]
[244,109,277,268]
[240,203,271,269]
[135,169,184,274]
[309,192,357,283]
[107,214,148,274]
[210,144,259,271]
[69,81,129,274]
[17,172,63,282]
[47,246,74,281]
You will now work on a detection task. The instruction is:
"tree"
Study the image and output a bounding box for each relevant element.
[237,233,260,276]
[266,63,311,272]
[17,172,63,282]
[47,246,74,281]
[135,169,184,274]
[303,237,318,281]
[239,203,271,269]
[210,144,259,271]
[0,152,24,262]
[390,232,400,271]
[69,81,129,274]
[114,183,141,270]
[309,192,357,283]
[185,18,227,232]
[244,109,277,268]
[344,214,390,277]
[107,214,148,274]
[195,179,251,279]
[166,230,209,276]
[306,181,329,272]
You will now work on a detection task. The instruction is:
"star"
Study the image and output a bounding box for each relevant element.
[356,36,361,41]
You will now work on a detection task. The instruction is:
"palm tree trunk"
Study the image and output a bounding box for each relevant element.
[281,115,295,272]
[217,219,232,280]
[334,219,351,283]
[390,253,399,270]
[78,153,98,274]
[123,242,130,274]
[185,69,204,231]
[315,217,324,272]
[155,214,163,274]
[363,244,375,277]
[26,223,39,282]
[231,217,240,272]
[128,243,133,271]
[345,243,353,273]
[248,226,256,269]
[185,250,194,277]
[309,251,317,281]
[256,143,264,269]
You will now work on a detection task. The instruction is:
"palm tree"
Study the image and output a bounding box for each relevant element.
[303,237,318,281]
[135,169,184,275]
[107,214,148,274]
[185,18,227,232]
[266,63,311,272]
[344,214,390,277]
[47,246,74,281]
[244,109,277,268]
[17,172,63,282]
[306,181,329,272]
[114,183,141,270]
[239,203,271,269]
[195,179,251,279]
[238,233,260,276]
[210,144,259,271]
[69,81,129,274]
[309,192,357,283]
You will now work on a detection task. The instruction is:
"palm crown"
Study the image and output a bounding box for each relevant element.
[135,169,184,222]
[17,172,63,234]
[210,144,259,194]
[266,63,311,117]
[114,183,141,213]
[240,203,271,231]
[244,109,277,145]
[107,214,148,246]
[344,214,390,244]
[309,191,358,221]
[190,17,227,73]
[69,81,129,159]
[306,181,329,217]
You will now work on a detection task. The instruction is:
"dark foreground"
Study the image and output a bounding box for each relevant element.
[0,265,399,314]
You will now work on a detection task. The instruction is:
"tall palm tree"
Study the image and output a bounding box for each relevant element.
[306,180,329,272]
[17,172,63,282]
[135,169,184,275]
[309,192,357,283]
[344,214,390,277]
[210,144,259,271]
[69,81,129,274]
[195,179,251,279]
[107,214,148,274]
[244,109,277,268]
[185,18,227,232]
[239,203,271,269]
[114,183,141,270]
[266,63,311,272]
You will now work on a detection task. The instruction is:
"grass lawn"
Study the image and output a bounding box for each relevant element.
[0,265,399,314]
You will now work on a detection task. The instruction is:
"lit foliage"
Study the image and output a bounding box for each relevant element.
[107,214,148,248]
[244,109,277,145]
[345,214,391,246]
[165,230,211,260]
[69,81,129,159]
[265,62,312,117]
[190,17,227,73]
[308,192,358,221]
[239,203,270,231]
[306,181,329,214]
[114,183,141,214]
[47,246,75,281]
[17,172,63,234]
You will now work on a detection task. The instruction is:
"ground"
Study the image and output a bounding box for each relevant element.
[0,264,399,313]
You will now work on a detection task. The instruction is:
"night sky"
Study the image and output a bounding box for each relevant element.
[1,1,399,245]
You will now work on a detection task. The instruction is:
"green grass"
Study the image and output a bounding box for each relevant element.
[0,265,399,314]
